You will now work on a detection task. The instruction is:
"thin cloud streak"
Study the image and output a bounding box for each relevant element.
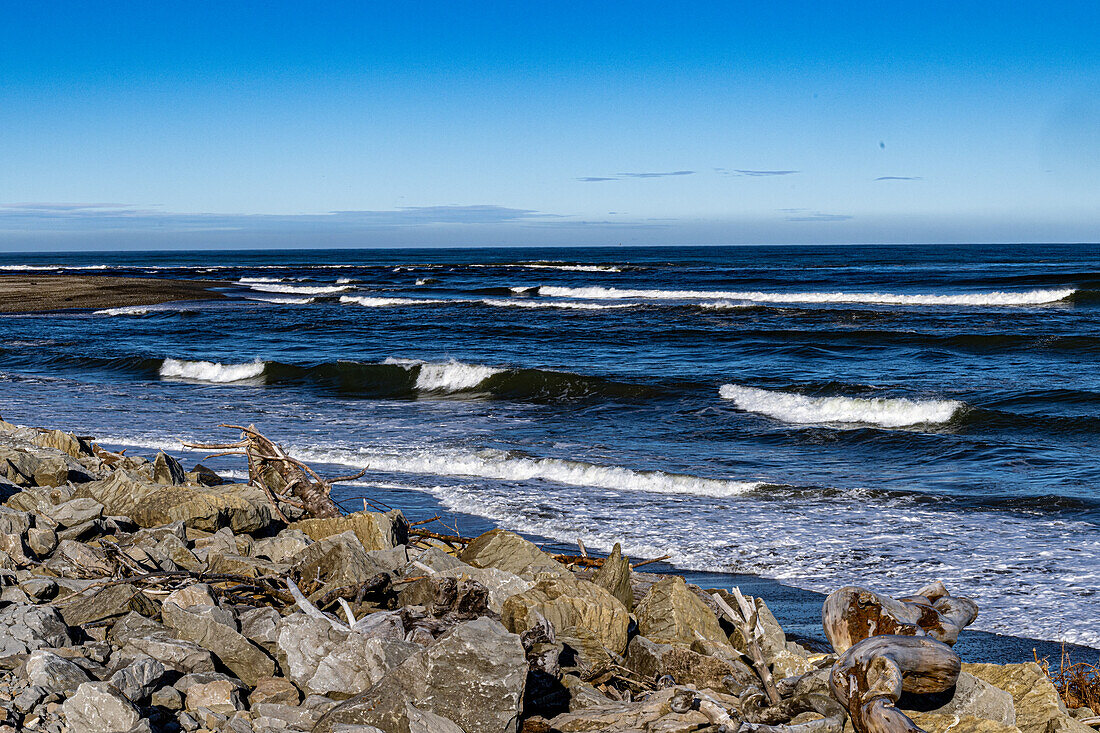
[875,176,923,181]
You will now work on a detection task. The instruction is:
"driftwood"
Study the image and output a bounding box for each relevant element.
[829,635,961,733]
[184,424,353,521]
[712,589,782,705]
[822,582,978,654]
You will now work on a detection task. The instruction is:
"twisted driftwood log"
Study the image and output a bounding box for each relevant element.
[823,581,978,654]
[829,635,961,733]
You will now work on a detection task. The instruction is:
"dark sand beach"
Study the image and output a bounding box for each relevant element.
[0,274,224,313]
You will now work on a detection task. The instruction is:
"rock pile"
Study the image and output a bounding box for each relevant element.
[0,418,1094,733]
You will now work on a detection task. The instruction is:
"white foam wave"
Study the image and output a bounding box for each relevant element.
[384,358,503,392]
[247,283,349,295]
[93,306,152,316]
[698,300,753,309]
[0,264,110,271]
[720,384,962,427]
[293,444,762,498]
[522,263,623,273]
[479,299,635,310]
[245,296,315,305]
[538,286,1076,306]
[336,277,355,284]
[237,277,287,283]
[159,358,266,383]
[340,296,446,307]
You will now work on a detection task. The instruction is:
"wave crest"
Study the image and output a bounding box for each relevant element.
[720,384,963,427]
[539,286,1076,306]
[159,358,266,383]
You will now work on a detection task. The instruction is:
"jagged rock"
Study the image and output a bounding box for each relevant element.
[626,635,758,691]
[154,533,204,572]
[43,539,115,578]
[13,684,49,714]
[0,444,87,488]
[558,626,613,678]
[74,470,274,533]
[252,701,324,730]
[25,649,92,694]
[397,576,490,622]
[314,616,527,733]
[289,530,389,598]
[163,583,217,609]
[907,712,1022,733]
[62,682,142,733]
[19,577,57,601]
[238,606,282,653]
[0,506,32,535]
[592,543,633,610]
[502,572,629,654]
[31,428,94,460]
[25,526,58,557]
[249,676,301,707]
[291,509,408,552]
[0,604,73,664]
[635,576,730,648]
[252,528,313,563]
[901,670,1016,726]
[42,498,104,527]
[407,703,465,733]
[57,583,158,626]
[460,528,565,579]
[151,685,184,710]
[119,633,217,675]
[546,687,710,732]
[185,464,224,486]
[161,601,276,686]
[152,452,186,485]
[965,662,1092,733]
[207,550,286,578]
[275,613,419,699]
[108,655,166,704]
[108,612,166,645]
[185,678,246,714]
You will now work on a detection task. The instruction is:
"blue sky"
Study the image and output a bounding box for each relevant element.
[1,2,1097,249]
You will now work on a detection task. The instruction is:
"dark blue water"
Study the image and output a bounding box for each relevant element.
[1,244,1097,646]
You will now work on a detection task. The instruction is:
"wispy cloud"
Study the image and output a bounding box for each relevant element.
[874,176,922,181]
[576,171,694,182]
[0,202,139,212]
[715,168,799,177]
[779,208,852,222]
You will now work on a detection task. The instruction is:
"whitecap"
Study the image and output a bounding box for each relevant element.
[719,384,962,427]
[159,358,266,383]
[340,296,446,307]
[538,286,1075,306]
[384,358,502,392]
[247,283,349,295]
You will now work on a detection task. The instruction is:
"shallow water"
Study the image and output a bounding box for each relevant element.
[1,244,1097,647]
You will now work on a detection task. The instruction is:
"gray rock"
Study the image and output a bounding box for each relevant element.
[108,611,166,645]
[43,539,114,578]
[275,613,419,698]
[185,678,246,714]
[290,509,408,552]
[25,649,92,694]
[314,616,527,733]
[459,528,565,579]
[62,682,142,733]
[13,684,48,714]
[238,606,282,653]
[901,670,1017,727]
[43,498,104,528]
[162,583,217,609]
[407,703,465,733]
[25,526,58,557]
[0,506,33,535]
[252,529,313,564]
[108,655,166,704]
[18,577,58,602]
[436,565,532,615]
[173,671,248,694]
[58,582,158,626]
[152,452,186,485]
[253,702,323,730]
[289,530,389,598]
[625,635,758,691]
[119,633,217,675]
[0,604,73,663]
[151,685,184,711]
[592,543,633,611]
[410,546,468,572]
[502,572,629,655]
[161,601,275,686]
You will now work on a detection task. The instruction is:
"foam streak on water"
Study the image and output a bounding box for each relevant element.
[158,358,265,383]
[719,384,963,427]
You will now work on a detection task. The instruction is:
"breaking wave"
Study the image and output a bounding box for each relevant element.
[719,384,963,427]
[339,296,446,307]
[538,286,1076,306]
[384,358,504,392]
[246,283,349,295]
[479,299,635,310]
[93,306,152,316]
[159,358,266,383]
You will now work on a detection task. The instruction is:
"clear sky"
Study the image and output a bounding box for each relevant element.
[1,1,1098,250]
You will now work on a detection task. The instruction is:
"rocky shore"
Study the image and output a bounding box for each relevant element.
[0,418,1096,733]
[0,275,224,313]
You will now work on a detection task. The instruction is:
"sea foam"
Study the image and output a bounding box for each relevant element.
[384,358,503,392]
[720,384,962,427]
[340,296,446,307]
[247,283,349,295]
[538,286,1076,306]
[159,358,266,383]
[93,306,152,316]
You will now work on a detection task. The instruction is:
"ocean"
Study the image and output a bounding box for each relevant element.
[1,243,1097,649]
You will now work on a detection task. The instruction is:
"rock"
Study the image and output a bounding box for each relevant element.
[13,684,49,714]
[0,506,32,535]
[151,685,184,711]
[274,613,419,699]
[635,576,730,648]
[62,682,142,733]
[901,671,1016,727]
[25,650,92,694]
[460,528,565,579]
[770,648,816,679]
[163,583,217,609]
[249,676,301,707]
[314,616,527,733]
[237,606,282,653]
[58,583,158,626]
[435,565,532,615]
[42,498,104,527]
[407,703,466,733]
[74,470,274,533]
[252,701,324,730]
[108,611,166,645]
[907,712,1022,733]
[289,530,389,598]
[108,655,166,704]
[546,687,709,732]
[292,509,408,551]
[119,634,217,675]
[25,526,57,557]
[965,662,1093,733]
[502,572,630,654]
[0,604,72,664]
[18,577,57,601]
[154,533,204,572]
[43,539,115,578]
[161,601,276,686]
[626,635,757,691]
[185,679,246,715]
[592,543,633,610]
[252,529,313,563]
[185,464,224,486]
[32,428,94,460]
[152,452,186,485]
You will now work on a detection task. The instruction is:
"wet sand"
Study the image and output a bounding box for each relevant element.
[0,274,225,313]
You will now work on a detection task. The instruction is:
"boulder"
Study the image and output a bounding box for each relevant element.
[965,663,1093,733]
[152,451,186,485]
[161,601,276,686]
[25,649,92,694]
[109,655,166,704]
[26,526,58,556]
[150,685,184,710]
[163,583,217,609]
[43,497,105,527]
[408,703,466,733]
[0,604,73,664]
[185,678,246,714]
[252,528,313,563]
[592,543,633,610]
[289,530,389,598]
[314,616,527,733]
[43,539,115,578]
[438,565,532,614]
[0,506,33,535]
[249,676,301,706]
[238,606,282,653]
[62,681,143,733]
[908,712,1022,733]
[901,670,1016,727]
[275,613,419,699]
[58,582,158,626]
[74,470,274,533]
[502,572,629,654]
[119,633,217,675]
[32,428,94,459]
[635,576,730,648]
[546,687,710,732]
[460,528,565,579]
[291,509,408,551]
[625,635,758,691]
[154,533,204,572]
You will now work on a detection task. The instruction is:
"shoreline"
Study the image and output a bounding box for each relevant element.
[0,274,225,313]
